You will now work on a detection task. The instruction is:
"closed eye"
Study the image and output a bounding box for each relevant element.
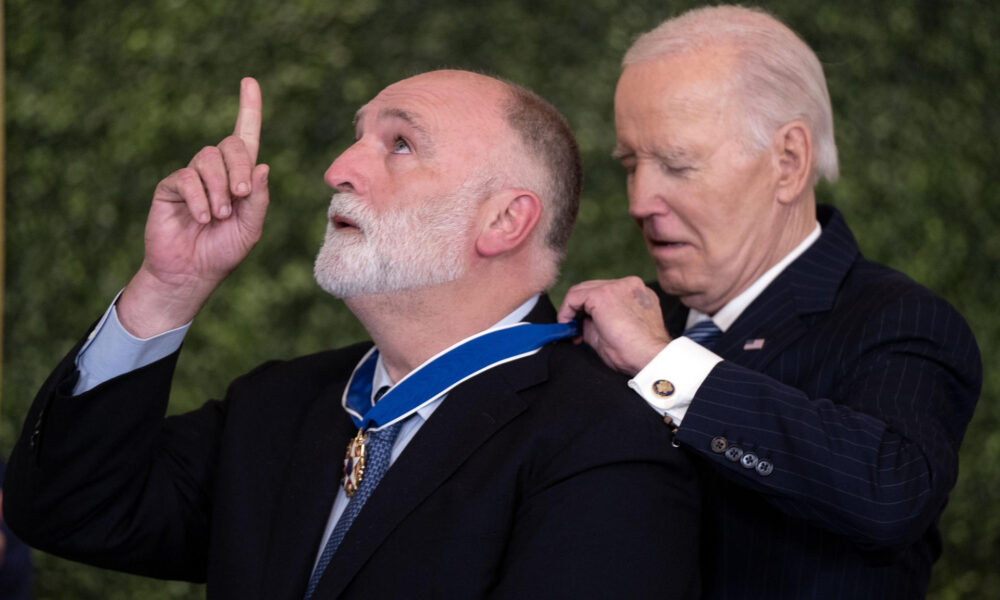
[661,163,692,176]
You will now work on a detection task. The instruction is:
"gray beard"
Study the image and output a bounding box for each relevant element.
[313,190,477,298]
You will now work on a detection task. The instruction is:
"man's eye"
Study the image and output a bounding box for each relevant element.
[661,163,691,176]
[393,137,412,154]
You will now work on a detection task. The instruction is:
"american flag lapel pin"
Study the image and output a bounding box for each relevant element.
[743,338,766,351]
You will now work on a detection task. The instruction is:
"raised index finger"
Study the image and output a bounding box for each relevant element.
[234,77,262,164]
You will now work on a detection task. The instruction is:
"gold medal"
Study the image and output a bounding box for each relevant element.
[342,429,369,498]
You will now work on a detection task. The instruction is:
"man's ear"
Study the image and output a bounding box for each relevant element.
[475,190,543,257]
[773,121,814,204]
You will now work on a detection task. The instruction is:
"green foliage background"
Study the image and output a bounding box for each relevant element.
[3,0,997,597]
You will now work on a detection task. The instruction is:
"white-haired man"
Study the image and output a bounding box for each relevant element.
[560,6,980,598]
[6,71,701,598]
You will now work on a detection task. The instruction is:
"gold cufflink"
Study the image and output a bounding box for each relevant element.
[652,379,675,397]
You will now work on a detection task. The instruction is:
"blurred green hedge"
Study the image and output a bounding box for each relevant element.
[3,1,997,598]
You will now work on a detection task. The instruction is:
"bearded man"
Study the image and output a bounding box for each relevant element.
[5,71,700,599]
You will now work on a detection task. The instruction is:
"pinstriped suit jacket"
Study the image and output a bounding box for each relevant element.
[658,205,981,599]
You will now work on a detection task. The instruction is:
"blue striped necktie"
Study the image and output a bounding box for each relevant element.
[685,320,722,350]
[303,388,399,600]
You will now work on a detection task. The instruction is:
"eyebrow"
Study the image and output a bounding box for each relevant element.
[611,143,694,164]
[611,145,632,161]
[353,107,435,154]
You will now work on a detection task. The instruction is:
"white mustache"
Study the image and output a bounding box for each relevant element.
[326,192,374,229]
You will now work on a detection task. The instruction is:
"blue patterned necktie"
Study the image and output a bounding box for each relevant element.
[303,389,400,600]
[685,320,722,350]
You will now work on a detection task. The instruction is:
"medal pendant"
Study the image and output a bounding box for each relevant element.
[342,429,369,498]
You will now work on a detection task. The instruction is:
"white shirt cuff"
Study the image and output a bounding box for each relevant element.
[73,297,191,395]
[628,337,723,426]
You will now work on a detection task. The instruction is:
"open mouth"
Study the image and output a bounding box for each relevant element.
[332,216,360,230]
[641,221,687,250]
[650,239,687,249]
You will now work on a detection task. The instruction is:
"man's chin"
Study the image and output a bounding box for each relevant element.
[312,232,469,300]
[313,268,376,299]
[313,266,466,301]
[656,274,701,301]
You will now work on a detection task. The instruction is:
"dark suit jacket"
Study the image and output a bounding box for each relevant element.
[5,297,701,599]
[655,205,981,599]
[0,461,33,600]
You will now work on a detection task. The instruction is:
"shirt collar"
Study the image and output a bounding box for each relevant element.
[371,294,542,419]
[687,222,822,332]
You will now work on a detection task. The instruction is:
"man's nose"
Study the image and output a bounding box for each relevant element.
[628,163,667,220]
[324,141,369,195]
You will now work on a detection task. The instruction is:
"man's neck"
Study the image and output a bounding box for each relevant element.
[690,216,821,330]
[346,281,534,382]
[685,198,818,316]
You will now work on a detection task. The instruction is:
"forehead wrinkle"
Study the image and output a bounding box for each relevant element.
[379,107,425,130]
[618,93,727,165]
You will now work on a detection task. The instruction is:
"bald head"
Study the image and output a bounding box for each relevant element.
[363,70,511,168]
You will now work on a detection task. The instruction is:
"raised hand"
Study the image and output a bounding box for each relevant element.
[118,78,270,338]
[557,276,673,376]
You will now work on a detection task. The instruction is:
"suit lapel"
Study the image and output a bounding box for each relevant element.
[715,206,859,369]
[260,371,362,600]
[314,349,546,598]
[312,297,557,598]
[652,205,860,372]
[715,288,807,369]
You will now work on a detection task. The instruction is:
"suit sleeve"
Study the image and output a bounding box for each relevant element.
[490,407,701,599]
[3,339,224,581]
[675,288,981,548]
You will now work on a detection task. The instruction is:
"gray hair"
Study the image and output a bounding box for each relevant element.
[501,81,582,268]
[624,5,839,184]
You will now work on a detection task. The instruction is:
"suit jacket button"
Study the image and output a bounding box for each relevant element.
[756,460,774,476]
[30,413,44,448]
[724,446,743,462]
[740,452,758,469]
[710,436,727,453]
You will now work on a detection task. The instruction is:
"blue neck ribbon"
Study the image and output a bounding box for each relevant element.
[342,320,580,430]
